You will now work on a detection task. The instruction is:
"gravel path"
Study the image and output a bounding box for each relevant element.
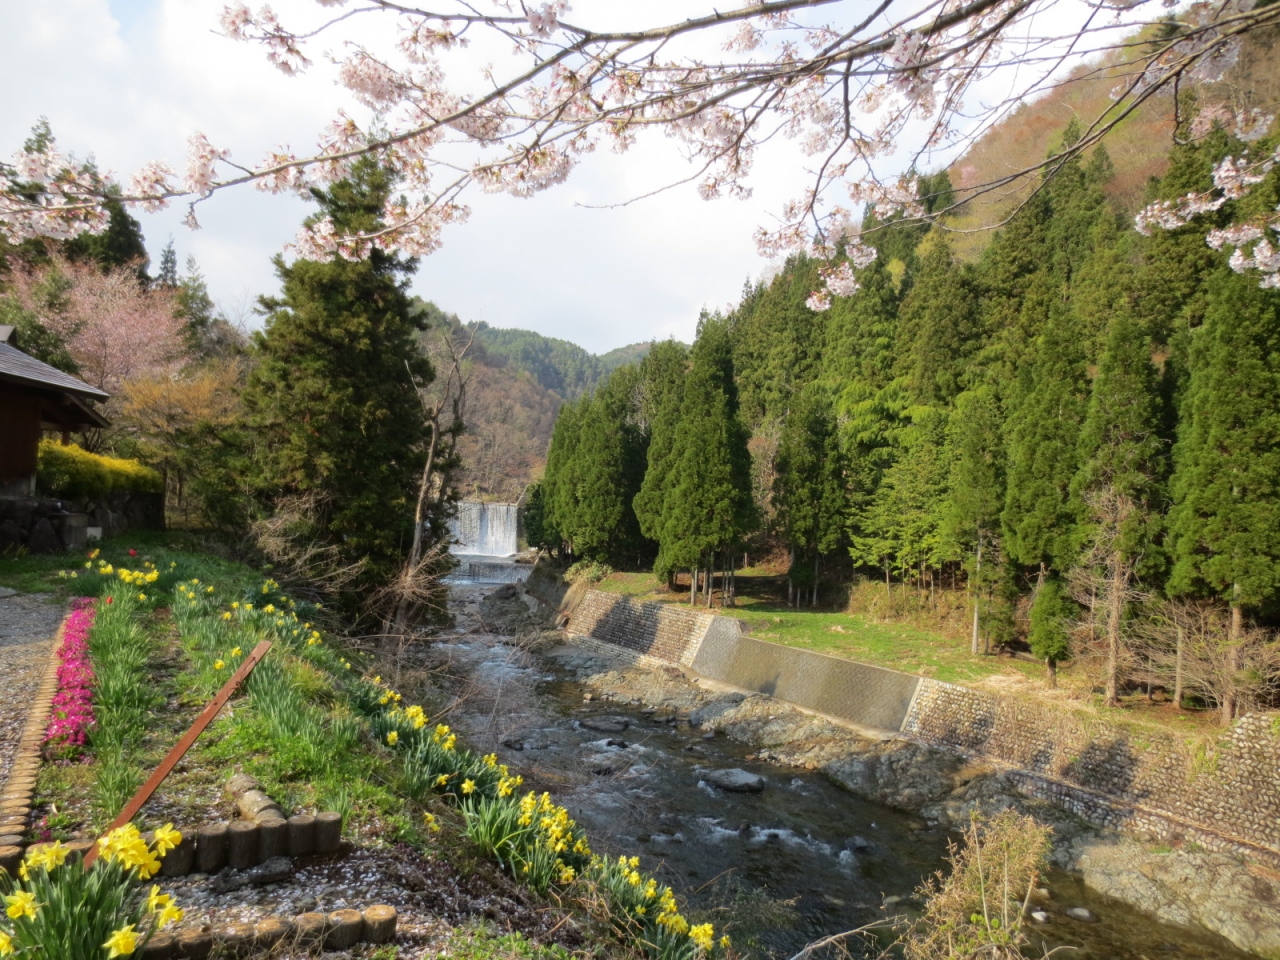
[0,592,62,790]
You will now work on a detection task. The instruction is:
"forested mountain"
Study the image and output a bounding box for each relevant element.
[412,303,661,501]
[471,322,656,399]
[534,97,1280,721]
[944,24,1280,260]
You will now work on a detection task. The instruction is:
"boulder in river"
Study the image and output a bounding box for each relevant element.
[700,768,765,793]
[580,716,630,734]
[1065,907,1096,922]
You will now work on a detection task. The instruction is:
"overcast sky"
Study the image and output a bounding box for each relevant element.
[1,0,1125,354]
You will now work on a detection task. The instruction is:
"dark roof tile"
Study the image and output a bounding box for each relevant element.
[0,342,109,400]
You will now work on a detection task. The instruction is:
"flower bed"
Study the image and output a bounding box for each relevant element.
[43,599,97,761]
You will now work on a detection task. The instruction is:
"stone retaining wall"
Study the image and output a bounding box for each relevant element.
[904,679,1280,859]
[562,587,1280,863]
[564,590,717,666]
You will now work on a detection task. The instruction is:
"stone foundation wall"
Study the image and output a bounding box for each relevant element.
[563,587,1280,863]
[0,492,164,554]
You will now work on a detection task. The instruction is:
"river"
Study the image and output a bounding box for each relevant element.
[411,587,1257,960]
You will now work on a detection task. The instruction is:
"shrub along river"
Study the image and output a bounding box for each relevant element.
[415,589,1256,960]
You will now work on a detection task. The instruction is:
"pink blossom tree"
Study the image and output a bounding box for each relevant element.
[7,258,189,395]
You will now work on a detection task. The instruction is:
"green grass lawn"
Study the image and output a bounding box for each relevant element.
[0,530,268,597]
[595,570,1042,685]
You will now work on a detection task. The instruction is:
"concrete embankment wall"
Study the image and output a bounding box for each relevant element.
[554,585,1280,864]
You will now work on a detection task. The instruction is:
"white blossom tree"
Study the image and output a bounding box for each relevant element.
[1,0,1277,295]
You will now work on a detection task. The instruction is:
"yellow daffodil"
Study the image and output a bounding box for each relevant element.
[152,824,181,856]
[435,775,450,787]
[23,840,69,873]
[689,924,715,952]
[423,812,440,833]
[222,612,232,620]
[103,924,138,958]
[4,890,39,920]
[720,935,732,949]
[213,660,226,671]
[145,885,170,913]
[386,731,399,746]
[230,646,242,657]
[0,930,12,956]
[461,779,476,795]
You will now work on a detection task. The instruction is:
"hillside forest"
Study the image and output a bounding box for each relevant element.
[532,112,1280,724]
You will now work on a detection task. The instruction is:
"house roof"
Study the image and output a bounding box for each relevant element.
[0,341,109,401]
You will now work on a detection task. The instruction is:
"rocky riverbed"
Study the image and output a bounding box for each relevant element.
[422,583,1277,959]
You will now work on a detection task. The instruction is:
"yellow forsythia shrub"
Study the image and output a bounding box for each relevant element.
[36,441,163,499]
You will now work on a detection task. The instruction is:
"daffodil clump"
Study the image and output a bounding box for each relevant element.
[170,576,342,694]
[0,825,183,959]
[73,555,167,607]
[355,678,726,960]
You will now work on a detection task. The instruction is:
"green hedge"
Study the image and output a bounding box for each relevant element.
[37,441,163,499]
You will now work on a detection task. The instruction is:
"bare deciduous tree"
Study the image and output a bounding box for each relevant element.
[389,324,476,636]
[1068,488,1149,707]
[249,491,368,600]
[1137,600,1280,724]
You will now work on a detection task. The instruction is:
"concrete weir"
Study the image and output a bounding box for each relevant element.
[690,624,922,733]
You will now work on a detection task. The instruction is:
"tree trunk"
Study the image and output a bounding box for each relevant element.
[728,553,735,608]
[1224,593,1242,724]
[812,553,819,608]
[788,546,795,608]
[690,568,696,606]
[1046,657,1057,689]
[1173,623,1185,709]
[393,418,440,636]
[1104,554,1126,708]
[884,561,890,600]
[970,538,983,656]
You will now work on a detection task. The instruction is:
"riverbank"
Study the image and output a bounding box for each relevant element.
[443,583,1277,959]
[571,652,1280,957]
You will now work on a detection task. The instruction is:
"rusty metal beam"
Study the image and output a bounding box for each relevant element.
[83,640,273,867]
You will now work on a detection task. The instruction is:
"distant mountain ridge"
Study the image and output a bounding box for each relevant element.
[412,301,662,500]
[470,322,656,399]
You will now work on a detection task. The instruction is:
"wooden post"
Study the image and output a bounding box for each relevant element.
[83,641,272,868]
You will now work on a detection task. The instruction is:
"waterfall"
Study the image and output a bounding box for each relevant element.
[449,501,519,557]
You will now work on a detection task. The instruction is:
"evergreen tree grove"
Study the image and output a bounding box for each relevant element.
[240,159,433,614]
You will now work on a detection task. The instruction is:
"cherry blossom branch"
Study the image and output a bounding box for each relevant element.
[2,0,1277,291]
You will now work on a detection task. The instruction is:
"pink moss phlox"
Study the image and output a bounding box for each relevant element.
[43,598,97,758]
